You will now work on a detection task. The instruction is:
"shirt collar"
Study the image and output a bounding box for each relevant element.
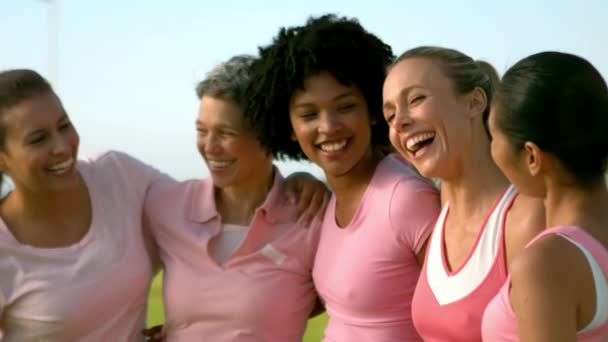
[187,167,295,224]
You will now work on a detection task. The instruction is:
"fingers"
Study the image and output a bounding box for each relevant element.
[283,172,305,206]
[286,191,298,206]
[301,186,331,227]
[293,181,315,219]
[300,187,321,227]
[282,171,330,225]
[320,191,330,213]
[142,325,164,342]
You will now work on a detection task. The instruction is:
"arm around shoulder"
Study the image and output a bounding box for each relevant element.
[112,150,174,184]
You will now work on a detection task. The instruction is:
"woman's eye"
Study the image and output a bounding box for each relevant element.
[29,135,45,145]
[410,95,425,105]
[59,122,72,131]
[337,104,356,112]
[299,112,317,119]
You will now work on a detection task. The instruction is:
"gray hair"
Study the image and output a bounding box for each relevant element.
[195,55,255,111]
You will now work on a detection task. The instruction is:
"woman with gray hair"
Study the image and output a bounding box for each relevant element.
[0,63,326,340]
[142,55,327,341]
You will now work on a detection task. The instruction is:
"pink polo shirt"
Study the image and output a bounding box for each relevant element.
[144,170,321,341]
[0,151,168,341]
[312,154,440,341]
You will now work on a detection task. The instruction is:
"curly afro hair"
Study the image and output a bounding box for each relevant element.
[245,14,394,161]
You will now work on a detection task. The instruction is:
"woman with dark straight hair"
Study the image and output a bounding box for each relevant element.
[483,51,608,341]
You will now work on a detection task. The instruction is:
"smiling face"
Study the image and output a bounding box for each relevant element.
[288,72,374,180]
[0,92,80,193]
[196,96,271,190]
[383,57,475,179]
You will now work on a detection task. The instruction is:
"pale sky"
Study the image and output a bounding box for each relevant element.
[1,0,606,181]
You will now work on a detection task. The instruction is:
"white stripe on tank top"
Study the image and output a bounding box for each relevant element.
[559,234,608,332]
[427,185,517,305]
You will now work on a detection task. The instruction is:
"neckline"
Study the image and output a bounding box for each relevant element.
[0,161,97,253]
[440,185,511,275]
[329,155,391,231]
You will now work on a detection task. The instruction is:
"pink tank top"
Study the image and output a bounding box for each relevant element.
[482,225,608,341]
[412,185,517,341]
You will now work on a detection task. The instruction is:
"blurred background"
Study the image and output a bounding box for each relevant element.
[2,0,606,182]
[2,0,606,339]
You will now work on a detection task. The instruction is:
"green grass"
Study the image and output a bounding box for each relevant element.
[146,273,328,341]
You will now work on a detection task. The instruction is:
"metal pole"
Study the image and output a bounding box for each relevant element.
[46,0,59,86]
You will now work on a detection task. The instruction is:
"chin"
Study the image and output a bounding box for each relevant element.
[413,162,442,179]
[211,180,230,189]
[211,175,240,189]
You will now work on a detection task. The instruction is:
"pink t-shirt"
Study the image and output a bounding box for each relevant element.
[0,151,168,341]
[411,185,517,342]
[144,170,321,341]
[312,154,440,341]
[482,225,608,341]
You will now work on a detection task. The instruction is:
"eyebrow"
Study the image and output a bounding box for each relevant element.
[383,85,424,108]
[24,114,69,139]
[195,120,237,130]
[292,90,357,108]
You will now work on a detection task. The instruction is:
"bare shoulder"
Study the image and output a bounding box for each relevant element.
[510,233,581,304]
[510,233,586,342]
[512,234,580,279]
[511,233,584,303]
[504,194,546,270]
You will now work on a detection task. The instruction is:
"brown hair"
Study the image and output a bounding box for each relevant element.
[0,69,53,148]
[0,69,54,190]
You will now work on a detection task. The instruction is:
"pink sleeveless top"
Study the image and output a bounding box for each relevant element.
[412,185,517,341]
[482,225,608,341]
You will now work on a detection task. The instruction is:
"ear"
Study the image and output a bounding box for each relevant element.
[468,87,488,119]
[290,131,297,141]
[522,141,543,177]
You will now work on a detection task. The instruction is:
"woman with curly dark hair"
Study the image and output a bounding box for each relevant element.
[246,14,441,341]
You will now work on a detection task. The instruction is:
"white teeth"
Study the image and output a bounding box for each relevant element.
[208,160,232,168]
[320,140,347,152]
[48,158,74,173]
[406,132,435,152]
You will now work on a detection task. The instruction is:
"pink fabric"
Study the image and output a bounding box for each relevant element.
[411,187,515,342]
[482,225,608,341]
[0,151,167,341]
[144,170,321,341]
[312,154,440,341]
